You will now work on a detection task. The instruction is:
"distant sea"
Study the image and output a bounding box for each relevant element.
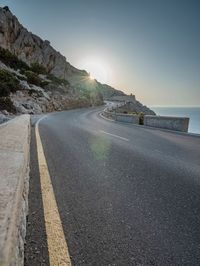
[150,107,200,134]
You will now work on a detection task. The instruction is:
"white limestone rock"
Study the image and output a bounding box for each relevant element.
[0,113,9,124]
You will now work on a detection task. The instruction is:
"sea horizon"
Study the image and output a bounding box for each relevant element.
[150,106,200,134]
[150,105,200,108]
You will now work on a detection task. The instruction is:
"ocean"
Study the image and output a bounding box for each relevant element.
[150,107,200,134]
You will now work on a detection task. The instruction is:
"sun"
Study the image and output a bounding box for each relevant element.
[89,74,95,80]
[78,57,112,84]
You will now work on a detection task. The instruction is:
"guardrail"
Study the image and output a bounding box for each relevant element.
[0,115,30,266]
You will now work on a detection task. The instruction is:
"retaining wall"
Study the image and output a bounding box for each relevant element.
[144,115,189,132]
[0,115,30,266]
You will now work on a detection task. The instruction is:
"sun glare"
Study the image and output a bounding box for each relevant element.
[89,74,95,80]
[78,57,112,84]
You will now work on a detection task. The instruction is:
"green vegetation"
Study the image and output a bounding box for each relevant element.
[0,47,29,71]
[27,89,36,96]
[15,75,27,81]
[139,113,144,125]
[23,70,50,88]
[27,89,44,98]
[0,69,19,113]
[24,70,43,87]
[47,74,70,86]
[0,48,72,89]
[40,80,49,87]
[30,62,47,75]
[0,69,21,97]
[0,97,16,113]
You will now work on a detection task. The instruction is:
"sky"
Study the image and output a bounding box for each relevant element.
[1,0,200,106]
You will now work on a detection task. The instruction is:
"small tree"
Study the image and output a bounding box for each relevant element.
[30,62,47,75]
[24,70,42,86]
[0,97,16,113]
[0,69,21,97]
[139,113,144,125]
[0,47,29,71]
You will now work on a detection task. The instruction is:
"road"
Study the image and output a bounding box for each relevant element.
[25,107,200,266]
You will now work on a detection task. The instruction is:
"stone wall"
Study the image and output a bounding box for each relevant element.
[144,115,189,132]
[115,113,139,124]
[102,109,190,133]
[102,110,139,124]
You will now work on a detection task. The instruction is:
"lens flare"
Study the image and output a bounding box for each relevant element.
[78,57,112,84]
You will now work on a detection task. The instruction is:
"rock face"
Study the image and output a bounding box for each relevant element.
[116,101,155,115]
[0,6,155,116]
[107,95,155,115]
[0,6,124,99]
[0,6,71,78]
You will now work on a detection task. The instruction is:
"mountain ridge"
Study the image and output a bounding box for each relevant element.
[0,6,125,99]
[0,6,155,119]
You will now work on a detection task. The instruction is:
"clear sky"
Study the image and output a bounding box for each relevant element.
[1,0,200,106]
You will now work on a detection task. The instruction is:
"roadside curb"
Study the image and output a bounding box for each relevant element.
[0,115,31,266]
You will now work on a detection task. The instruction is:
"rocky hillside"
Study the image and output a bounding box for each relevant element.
[0,6,155,118]
[108,95,155,115]
[0,6,124,98]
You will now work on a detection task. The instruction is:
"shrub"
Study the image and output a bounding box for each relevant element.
[16,75,27,81]
[47,74,70,86]
[139,113,144,125]
[0,47,29,71]
[0,69,21,97]
[28,89,43,97]
[0,97,16,113]
[30,62,47,75]
[28,89,36,96]
[24,70,42,86]
[40,80,49,87]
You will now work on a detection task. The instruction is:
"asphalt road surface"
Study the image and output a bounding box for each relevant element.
[25,107,200,266]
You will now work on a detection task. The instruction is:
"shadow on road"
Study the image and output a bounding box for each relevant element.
[24,128,50,266]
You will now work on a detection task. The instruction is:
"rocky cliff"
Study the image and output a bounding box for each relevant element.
[0,6,155,118]
[0,6,124,98]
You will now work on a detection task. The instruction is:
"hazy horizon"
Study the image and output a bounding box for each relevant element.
[0,0,199,106]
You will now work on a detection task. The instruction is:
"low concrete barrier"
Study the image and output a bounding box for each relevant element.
[0,115,30,266]
[103,110,116,120]
[103,110,140,124]
[115,113,139,124]
[144,115,189,132]
[102,109,190,133]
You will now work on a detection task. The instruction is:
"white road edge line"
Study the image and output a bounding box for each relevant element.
[100,130,129,142]
[35,114,48,126]
[35,115,72,266]
[99,112,115,122]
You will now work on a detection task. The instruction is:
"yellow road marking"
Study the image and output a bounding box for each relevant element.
[35,116,71,266]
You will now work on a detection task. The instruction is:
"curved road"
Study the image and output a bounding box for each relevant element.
[25,107,200,266]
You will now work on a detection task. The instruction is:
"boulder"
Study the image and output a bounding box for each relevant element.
[0,113,9,124]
